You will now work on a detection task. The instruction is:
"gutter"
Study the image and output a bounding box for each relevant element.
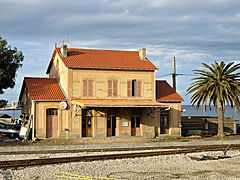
[68,66,157,71]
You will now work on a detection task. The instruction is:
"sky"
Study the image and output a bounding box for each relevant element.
[1,0,240,105]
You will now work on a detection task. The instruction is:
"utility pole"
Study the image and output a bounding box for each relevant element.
[172,56,176,91]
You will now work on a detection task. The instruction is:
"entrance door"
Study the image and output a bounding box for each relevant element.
[46,109,58,138]
[82,110,93,137]
[160,115,169,134]
[131,116,140,136]
[107,116,116,136]
[82,116,92,137]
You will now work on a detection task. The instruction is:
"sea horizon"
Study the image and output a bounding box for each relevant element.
[182,105,240,121]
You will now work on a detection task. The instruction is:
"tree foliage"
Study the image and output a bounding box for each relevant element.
[187,61,240,138]
[0,35,24,94]
[0,99,7,108]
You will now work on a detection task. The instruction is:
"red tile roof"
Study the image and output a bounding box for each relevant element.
[156,80,184,102]
[24,77,66,100]
[47,48,157,73]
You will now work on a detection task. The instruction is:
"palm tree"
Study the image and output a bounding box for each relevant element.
[187,61,240,138]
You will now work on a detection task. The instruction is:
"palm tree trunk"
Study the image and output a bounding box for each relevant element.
[217,102,224,138]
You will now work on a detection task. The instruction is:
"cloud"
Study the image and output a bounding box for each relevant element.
[70,40,108,47]
[61,10,151,26]
[22,41,43,46]
[1,0,240,104]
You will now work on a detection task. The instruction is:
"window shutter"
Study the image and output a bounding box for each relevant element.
[136,80,142,98]
[83,79,87,97]
[113,80,118,97]
[127,80,131,98]
[108,80,112,97]
[88,79,93,97]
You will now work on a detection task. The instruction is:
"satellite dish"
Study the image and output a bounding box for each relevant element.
[59,101,67,109]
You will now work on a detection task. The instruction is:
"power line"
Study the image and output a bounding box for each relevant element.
[157,73,196,78]
[157,73,172,78]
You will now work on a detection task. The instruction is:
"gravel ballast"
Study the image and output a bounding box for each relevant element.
[0,150,240,180]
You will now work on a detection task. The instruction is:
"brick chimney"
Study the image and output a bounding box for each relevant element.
[139,48,146,60]
[61,44,67,58]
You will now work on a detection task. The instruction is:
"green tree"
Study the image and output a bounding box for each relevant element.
[187,61,240,138]
[0,100,7,108]
[0,35,24,107]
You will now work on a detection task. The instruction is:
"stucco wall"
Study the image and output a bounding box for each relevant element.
[49,53,69,98]
[19,87,32,116]
[157,102,182,136]
[34,101,68,138]
[71,69,155,100]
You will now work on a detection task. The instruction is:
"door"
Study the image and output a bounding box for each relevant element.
[107,116,116,136]
[160,115,169,134]
[46,109,58,138]
[82,116,92,137]
[82,109,93,137]
[131,116,140,136]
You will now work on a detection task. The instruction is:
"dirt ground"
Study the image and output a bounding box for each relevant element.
[1,134,240,147]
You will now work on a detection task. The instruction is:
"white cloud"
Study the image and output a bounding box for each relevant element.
[70,40,108,47]
[1,0,240,104]
[22,41,43,46]
[61,10,151,25]
[178,15,193,22]
[0,0,48,6]
[149,0,191,8]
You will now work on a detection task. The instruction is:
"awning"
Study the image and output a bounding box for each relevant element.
[71,99,169,109]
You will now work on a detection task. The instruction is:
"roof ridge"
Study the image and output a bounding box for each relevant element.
[56,47,138,53]
[156,80,167,82]
[24,77,53,79]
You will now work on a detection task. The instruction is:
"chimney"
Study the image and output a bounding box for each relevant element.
[139,48,146,60]
[61,44,67,58]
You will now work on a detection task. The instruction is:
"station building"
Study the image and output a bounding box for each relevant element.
[19,45,183,139]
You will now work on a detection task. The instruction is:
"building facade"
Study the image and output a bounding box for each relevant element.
[19,45,183,139]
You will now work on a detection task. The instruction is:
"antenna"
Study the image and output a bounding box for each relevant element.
[62,35,72,45]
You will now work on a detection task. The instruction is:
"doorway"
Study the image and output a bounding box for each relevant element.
[82,110,93,137]
[160,111,169,134]
[46,108,58,138]
[131,116,140,136]
[107,115,116,136]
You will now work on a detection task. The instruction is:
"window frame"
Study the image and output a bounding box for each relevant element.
[127,79,142,98]
[108,79,118,98]
[82,79,94,97]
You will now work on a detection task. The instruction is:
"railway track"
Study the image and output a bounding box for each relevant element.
[1,144,240,155]
[0,144,240,169]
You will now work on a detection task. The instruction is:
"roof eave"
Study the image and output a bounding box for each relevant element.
[18,78,26,102]
[46,49,65,74]
[31,99,66,102]
[68,66,157,71]
[157,100,183,103]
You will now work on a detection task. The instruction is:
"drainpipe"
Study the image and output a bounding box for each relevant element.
[32,101,36,141]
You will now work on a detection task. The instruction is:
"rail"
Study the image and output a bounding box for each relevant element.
[0,144,240,169]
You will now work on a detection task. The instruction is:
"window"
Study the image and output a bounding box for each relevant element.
[132,80,136,97]
[83,79,94,97]
[46,108,58,116]
[108,79,118,97]
[56,59,59,71]
[127,80,142,98]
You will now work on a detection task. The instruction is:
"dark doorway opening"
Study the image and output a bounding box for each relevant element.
[107,115,116,136]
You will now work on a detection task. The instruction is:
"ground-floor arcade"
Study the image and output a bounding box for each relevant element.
[32,101,182,139]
